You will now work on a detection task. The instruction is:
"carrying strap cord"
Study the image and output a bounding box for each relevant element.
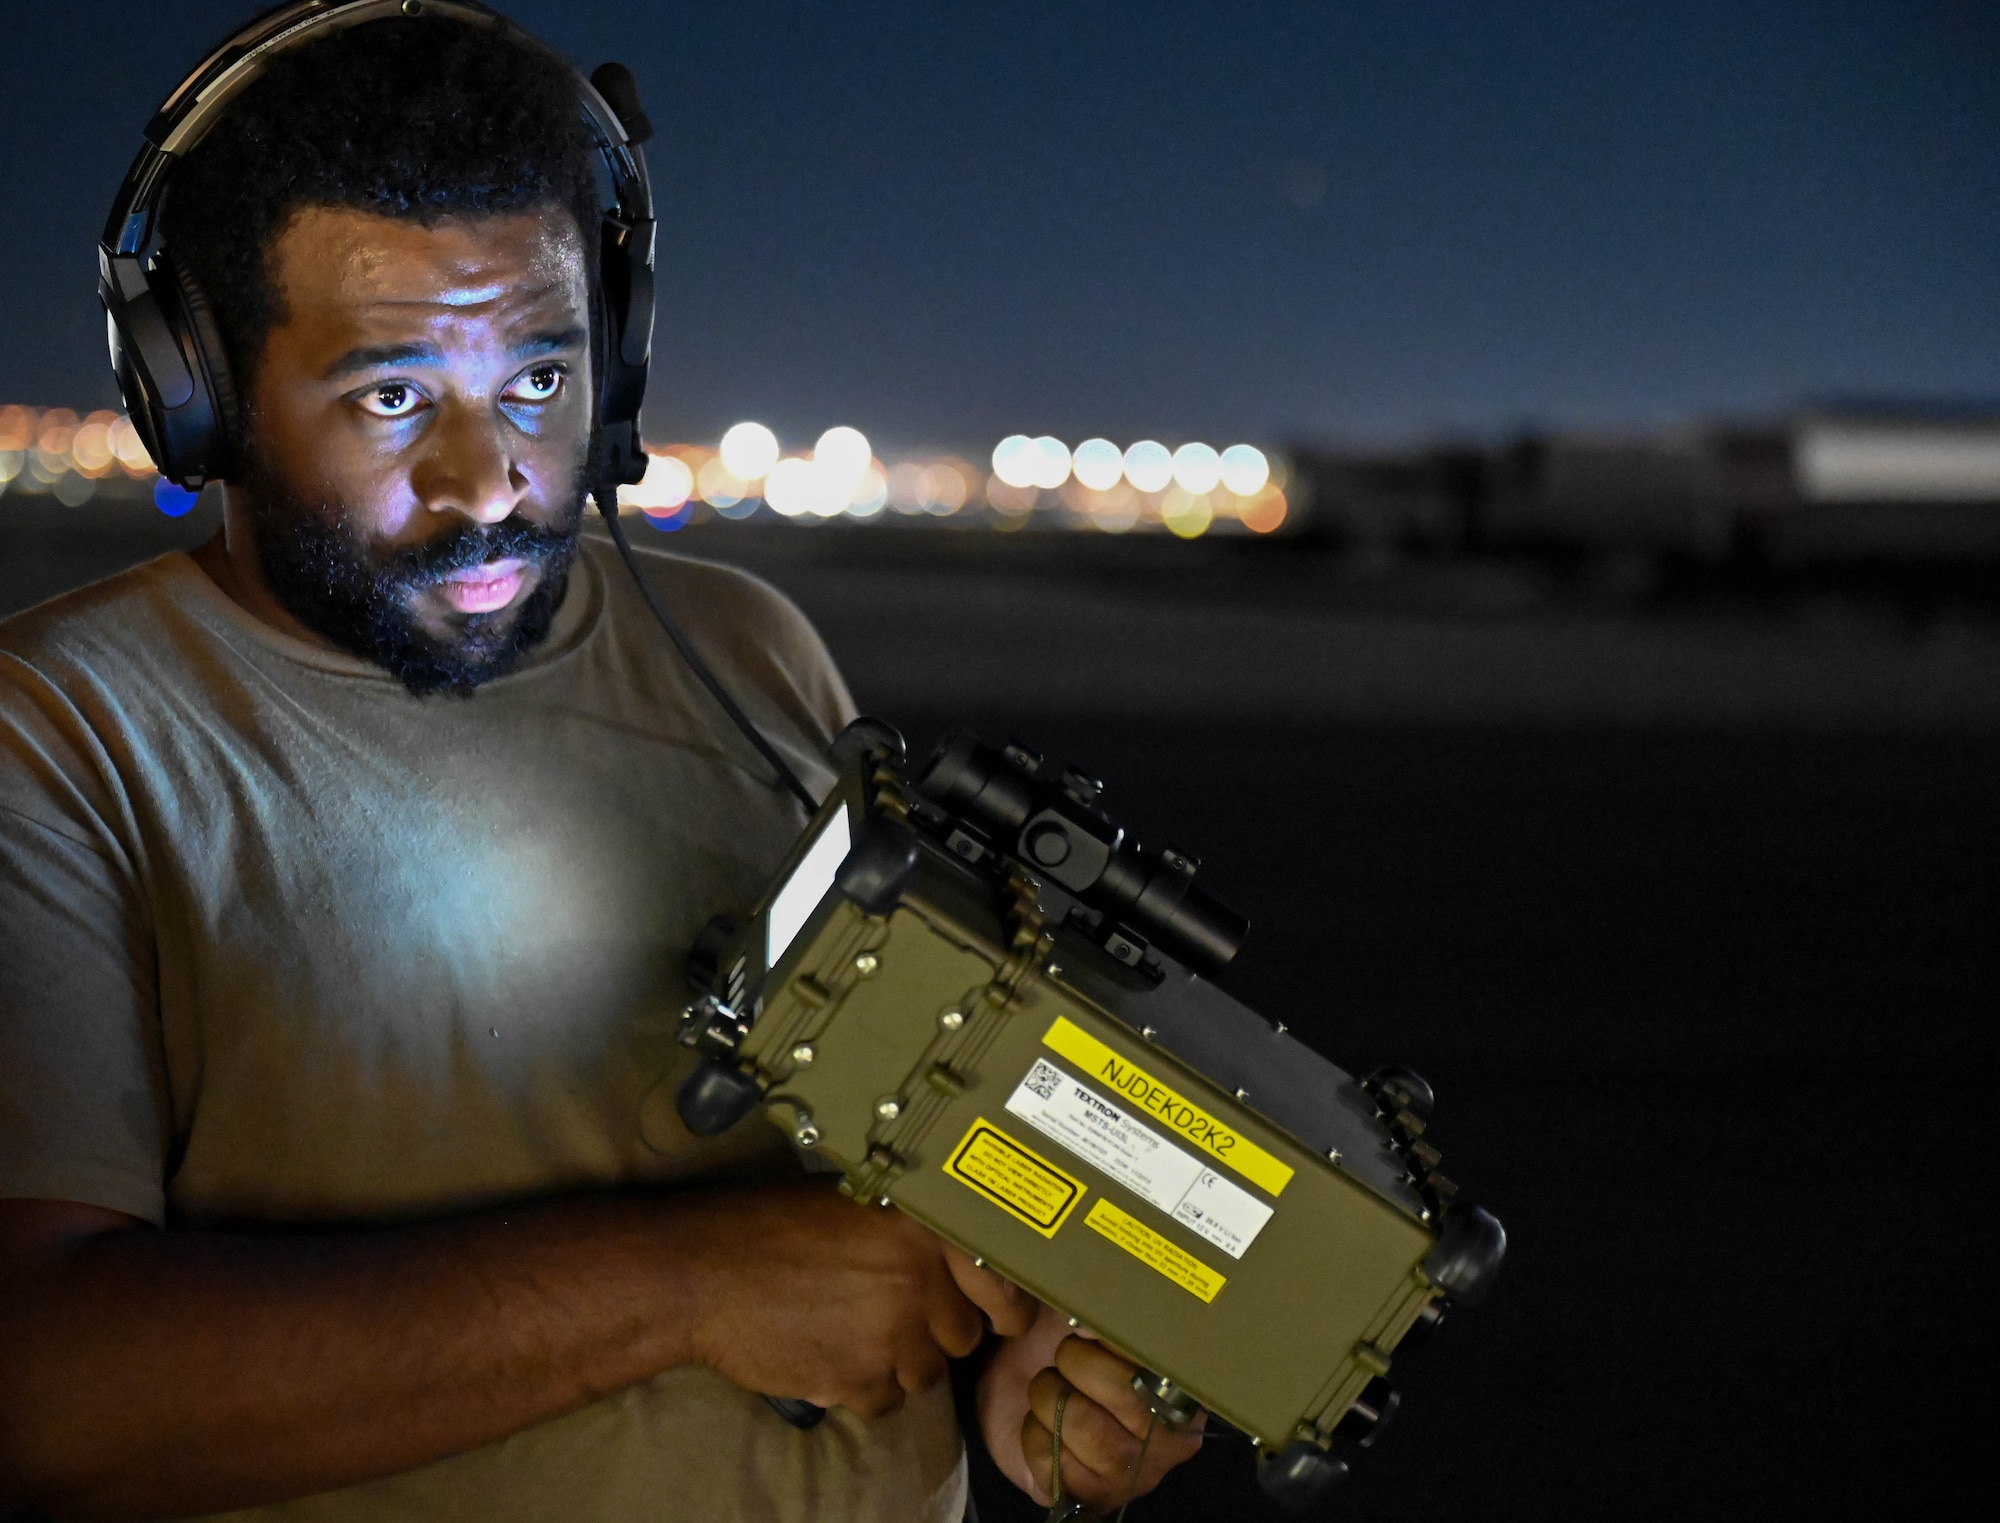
[1043,1389,1163,1523]
[1045,1388,1073,1522]
[596,494,820,814]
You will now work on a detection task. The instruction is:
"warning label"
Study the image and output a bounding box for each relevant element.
[943,1119,1085,1238]
[1006,1058,1275,1259]
[1040,1018,1294,1198]
[1085,1199,1227,1303]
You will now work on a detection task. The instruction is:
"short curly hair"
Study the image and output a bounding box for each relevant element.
[160,12,602,423]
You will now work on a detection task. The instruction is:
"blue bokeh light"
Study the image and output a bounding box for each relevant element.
[153,478,199,517]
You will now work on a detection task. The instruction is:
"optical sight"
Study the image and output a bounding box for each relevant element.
[913,729,1248,978]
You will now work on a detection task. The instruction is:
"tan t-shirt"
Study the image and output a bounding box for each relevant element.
[0,535,966,1523]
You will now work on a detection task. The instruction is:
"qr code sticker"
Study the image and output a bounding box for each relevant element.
[1021,1059,1064,1102]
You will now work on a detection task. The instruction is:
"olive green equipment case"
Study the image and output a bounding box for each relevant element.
[675,721,1506,1511]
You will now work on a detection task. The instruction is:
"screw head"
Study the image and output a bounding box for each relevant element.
[1235,1087,1251,1102]
[1045,962,1063,978]
[1326,1147,1343,1164]
[875,1097,902,1121]
[790,1043,815,1066]
[854,953,880,976]
[939,1009,965,1031]
[1141,1025,1158,1041]
[795,1123,820,1148]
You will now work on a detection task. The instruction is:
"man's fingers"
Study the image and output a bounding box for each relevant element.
[1042,1339,1209,1496]
[1052,1334,1160,1441]
[1019,1408,1120,1511]
[942,1243,1036,1337]
[1026,1367,1147,1483]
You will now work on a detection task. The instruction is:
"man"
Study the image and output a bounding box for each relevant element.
[0,12,1199,1521]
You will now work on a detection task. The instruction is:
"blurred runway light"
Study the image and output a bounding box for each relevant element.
[1219,443,1270,496]
[1123,439,1173,493]
[1090,488,1141,534]
[1161,485,1215,538]
[1170,441,1222,495]
[619,451,695,524]
[718,421,780,481]
[69,412,119,477]
[31,409,77,484]
[847,463,889,517]
[814,427,872,494]
[153,477,198,516]
[0,407,24,490]
[1239,483,1288,533]
[991,434,1039,489]
[985,474,1038,515]
[2,407,166,497]
[762,456,818,517]
[888,460,928,512]
[696,455,748,508]
[0,399,1292,540]
[1029,436,1072,490]
[109,415,153,474]
[1072,437,1124,491]
[922,462,969,514]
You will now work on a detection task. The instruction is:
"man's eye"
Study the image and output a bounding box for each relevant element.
[356,382,425,419]
[505,365,565,403]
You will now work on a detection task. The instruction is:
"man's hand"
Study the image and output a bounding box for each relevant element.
[676,1184,1035,1417]
[0,1183,1034,1520]
[977,1301,1205,1513]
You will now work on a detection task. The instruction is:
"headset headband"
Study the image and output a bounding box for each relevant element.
[100,0,655,492]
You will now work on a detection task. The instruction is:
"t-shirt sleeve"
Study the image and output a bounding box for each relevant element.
[0,654,167,1223]
[659,556,859,777]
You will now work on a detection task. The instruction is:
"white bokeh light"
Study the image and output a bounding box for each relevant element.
[992,434,1039,489]
[1027,437,1068,490]
[1219,443,1270,496]
[1123,439,1173,493]
[762,457,820,517]
[814,427,872,493]
[1072,438,1124,491]
[719,422,780,480]
[1171,442,1223,495]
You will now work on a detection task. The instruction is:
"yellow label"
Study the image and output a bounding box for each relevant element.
[1085,1199,1227,1303]
[1041,1017,1294,1198]
[943,1119,1085,1238]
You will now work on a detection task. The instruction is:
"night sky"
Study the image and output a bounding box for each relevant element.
[1,0,1994,454]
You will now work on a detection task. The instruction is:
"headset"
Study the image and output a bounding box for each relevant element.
[100,0,816,810]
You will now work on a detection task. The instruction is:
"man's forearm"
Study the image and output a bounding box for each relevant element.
[0,1194,700,1520]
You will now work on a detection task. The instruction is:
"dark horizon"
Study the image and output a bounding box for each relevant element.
[1,0,1995,454]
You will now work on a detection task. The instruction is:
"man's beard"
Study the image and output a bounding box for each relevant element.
[241,443,597,698]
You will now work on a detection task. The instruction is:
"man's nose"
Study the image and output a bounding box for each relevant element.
[409,399,527,525]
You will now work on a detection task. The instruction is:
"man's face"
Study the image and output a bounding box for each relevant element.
[241,204,597,694]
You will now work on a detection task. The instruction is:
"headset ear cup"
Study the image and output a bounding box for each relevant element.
[164,255,240,480]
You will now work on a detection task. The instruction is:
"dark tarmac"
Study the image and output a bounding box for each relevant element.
[2,497,1994,1519]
